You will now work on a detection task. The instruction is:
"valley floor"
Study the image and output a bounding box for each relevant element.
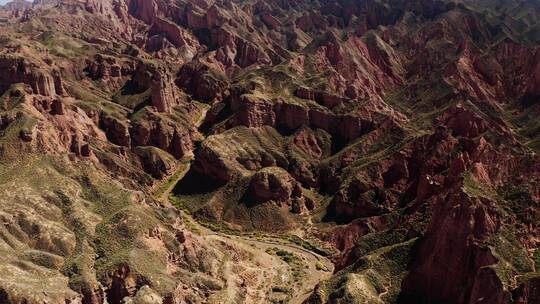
[155,163,335,303]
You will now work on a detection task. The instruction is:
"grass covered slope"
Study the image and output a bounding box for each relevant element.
[0,0,538,303]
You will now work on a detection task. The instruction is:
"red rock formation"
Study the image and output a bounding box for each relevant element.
[294,86,346,109]
[296,12,327,33]
[85,55,123,80]
[52,70,66,96]
[0,56,63,97]
[249,167,298,204]
[415,173,443,201]
[149,17,200,56]
[529,48,540,95]
[185,3,228,30]
[104,264,144,304]
[176,61,229,103]
[151,71,180,113]
[130,111,195,160]
[50,98,65,115]
[134,146,175,178]
[260,12,281,30]
[247,167,312,213]
[275,101,309,130]
[1,0,539,302]
[213,29,272,68]
[192,143,233,182]
[83,0,104,14]
[231,94,276,127]
[99,114,131,147]
[126,0,158,24]
[401,189,502,304]
[328,178,391,223]
[329,216,389,270]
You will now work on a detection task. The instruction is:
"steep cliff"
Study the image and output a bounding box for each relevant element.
[0,0,538,303]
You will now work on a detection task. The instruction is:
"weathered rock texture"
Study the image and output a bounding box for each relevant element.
[0,0,538,303]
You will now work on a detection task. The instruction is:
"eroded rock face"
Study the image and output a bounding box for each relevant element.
[401,190,502,303]
[247,167,312,213]
[148,17,200,61]
[0,56,63,97]
[99,113,131,147]
[130,109,196,160]
[231,94,277,127]
[176,61,229,103]
[328,178,391,223]
[276,101,309,131]
[134,146,176,178]
[84,54,124,92]
[438,105,488,138]
[295,86,346,109]
[104,264,144,304]
[191,140,234,183]
[86,54,123,80]
[151,70,179,113]
[1,0,539,303]
[125,0,158,24]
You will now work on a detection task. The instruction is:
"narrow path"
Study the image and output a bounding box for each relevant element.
[378,282,391,302]
[204,228,334,304]
[154,164,335,303]
[238,237,333,304]
[182,212,334,304]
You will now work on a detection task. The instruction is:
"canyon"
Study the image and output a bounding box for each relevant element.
[0,0,538,303]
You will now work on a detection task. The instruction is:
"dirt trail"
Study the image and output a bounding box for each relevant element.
[194,221,334,304]
[378,282,391,302]
[234,236,334,304]
[154,164,335,303]
[213,227,334,302]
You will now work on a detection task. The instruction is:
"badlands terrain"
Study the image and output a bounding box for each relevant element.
[0,0,538,303]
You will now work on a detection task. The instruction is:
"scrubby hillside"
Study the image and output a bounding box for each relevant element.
[0,0,538,303]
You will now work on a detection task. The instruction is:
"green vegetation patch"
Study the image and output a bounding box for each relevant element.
[311,238,417,303]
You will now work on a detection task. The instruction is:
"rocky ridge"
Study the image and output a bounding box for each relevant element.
[0,0,538,303]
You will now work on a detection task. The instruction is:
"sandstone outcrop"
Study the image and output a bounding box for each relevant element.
[401,190,502,303]
[148,17,200,61]
[247,167,312,214]
[0,56,64,97]
[328,178,391,223]
[99,113,131,147]
[222,93,377,144]
[151,70,179,113]
[134,146,176,178]
[130,106,196,160]
[123,0,158,24]
[1,0,539,303]
[176,61,229,103]
[294,86,346,109]
[230,94,277,127]
[86,55,123,80]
